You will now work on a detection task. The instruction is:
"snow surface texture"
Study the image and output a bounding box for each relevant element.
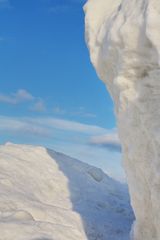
[0,143,133,240]
[84,0,160,239]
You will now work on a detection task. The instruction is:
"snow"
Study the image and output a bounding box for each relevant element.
[0,143,133,240]
[84,0,160,239]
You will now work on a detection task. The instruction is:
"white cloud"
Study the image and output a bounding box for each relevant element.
[70,106,96,118]
[0,89,34,105]
[0,115,108,137]
[34,117,107,135]
[53,106,96,118]
[0,116,50,137]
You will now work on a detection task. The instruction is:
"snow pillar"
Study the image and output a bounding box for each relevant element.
[84,0,160,239]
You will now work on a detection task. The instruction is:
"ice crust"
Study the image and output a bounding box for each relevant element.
[84,0,160,239]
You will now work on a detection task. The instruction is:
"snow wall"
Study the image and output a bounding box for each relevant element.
[84,0,160,239]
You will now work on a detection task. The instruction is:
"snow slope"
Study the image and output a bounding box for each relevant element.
[84,0,160,239]
[0,143,133,240]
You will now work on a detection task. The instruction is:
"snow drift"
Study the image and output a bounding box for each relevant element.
[0,143,133,240]
[84,0,160,239]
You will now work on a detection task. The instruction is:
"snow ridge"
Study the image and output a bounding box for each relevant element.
[0,143,133,240]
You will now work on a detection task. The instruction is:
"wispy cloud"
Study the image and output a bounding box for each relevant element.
[49,4,70,13]
[0,89,47,113]
[0,89,34,105]
[90,133,122,153]
[53,106,96,118]
[0,90,95,118]
[70,106,96,118]
[53,106,66,115]
[30,99,46,112]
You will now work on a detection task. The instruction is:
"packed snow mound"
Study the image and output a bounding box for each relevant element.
[84,0,160,239]
[0,143,133,240]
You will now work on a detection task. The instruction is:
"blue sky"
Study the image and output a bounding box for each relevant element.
[0,0,125,181]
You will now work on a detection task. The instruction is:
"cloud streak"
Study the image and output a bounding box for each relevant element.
[29,117,108,135]
[0,115,121,153]
[90,133,122,152]
[53,106,96,118]
[0,115,108,138]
